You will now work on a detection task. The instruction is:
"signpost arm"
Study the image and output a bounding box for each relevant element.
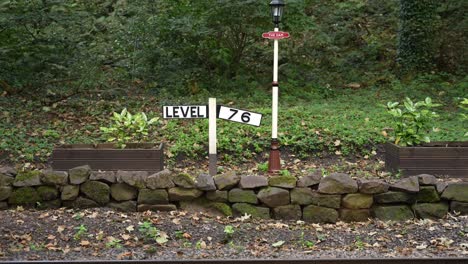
[268,27,281,173]
[209,98,217,176]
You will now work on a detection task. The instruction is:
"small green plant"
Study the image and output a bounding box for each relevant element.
[29,243,45,251]
[195,240,203,250]
[72,213,83,220]
[224,225,235,238]
[393,169,403,179]
[257,162,268,172]
[459,98,468,120]
[316,233,326,242]
[298,232,315,248]
[400,228,408,235]
[144,246,157,254]
[223,225,235,243]
[386,97,440,146]
[106,238,123,248]
[355,236,365,250]
[100,108,159,148]
[279,169,291,176]
[183,241,192,248]
[174,230,185,240]
[73,224,87,240]
[459,98,468,137]
[138,221,168,245]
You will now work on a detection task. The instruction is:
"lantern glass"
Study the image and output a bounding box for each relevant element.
[270,0,285,25]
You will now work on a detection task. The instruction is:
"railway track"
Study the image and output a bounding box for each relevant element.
[2,258,467,264]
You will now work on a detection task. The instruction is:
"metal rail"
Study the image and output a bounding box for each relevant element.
[2,258,467,264]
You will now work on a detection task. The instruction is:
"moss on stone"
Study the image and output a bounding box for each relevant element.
[14,170,42,186]
[37,186,59,201]
[303,205,339,223]
[137,189,168,204]
[372,205,414,221]
[80,181,110,205]
[168,187,203,201]
[42,171,68,185]
[173,173,196,188]
[61,185,79,201]
[0,174,14,186]
[268,175,297,188]
[0,186,12,201]
[413,202,448,219]
[210,202,233,216]
[37,199,61,210]
[8,187,42,206]
[416,186,440,203]
[15,170,42,182]
[232,203,270,219]
[228,188,257,204]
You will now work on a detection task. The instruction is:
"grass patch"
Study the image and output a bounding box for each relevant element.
[0,76,466,167]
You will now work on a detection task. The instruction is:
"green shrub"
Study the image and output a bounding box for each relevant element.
[100,108,159,148]
[386,97,440,146]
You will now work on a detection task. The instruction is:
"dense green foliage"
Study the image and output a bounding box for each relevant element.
[397,0,437,75]
[1,0,466,96]
[0,0,466,168]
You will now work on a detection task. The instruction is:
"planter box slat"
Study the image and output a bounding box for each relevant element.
[385,142,468,177]
[398,158,468,167]
[50,143,164,172]
[397,149,468,157]
[51,160,162,171]
[51,149,162,160]
[403,168,468,177]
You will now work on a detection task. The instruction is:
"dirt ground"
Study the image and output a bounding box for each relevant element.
[0,207,467,261]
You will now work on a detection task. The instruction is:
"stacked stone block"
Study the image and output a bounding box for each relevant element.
[1,165,467,222]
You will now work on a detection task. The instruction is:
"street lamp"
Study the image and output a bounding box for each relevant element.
[270,0,285,27]
[268,0,285,173]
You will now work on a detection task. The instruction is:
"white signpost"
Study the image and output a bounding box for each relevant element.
[162,105,208,119]
[163,99,262,176]
[218,106,262,127]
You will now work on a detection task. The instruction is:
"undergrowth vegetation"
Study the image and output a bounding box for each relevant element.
[0,75,466,168]
[0,1,466,169]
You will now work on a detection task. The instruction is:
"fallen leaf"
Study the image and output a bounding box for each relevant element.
[39,213,49,219]
[272,241,285,248]
[57,226,65,233]
[87,212,98,219]
[199,240,207,249]
[80,240,90,247]
[416,243,428,250]
[156,232,168,245]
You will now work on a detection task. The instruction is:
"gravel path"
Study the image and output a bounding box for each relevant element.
[0,208,467,261]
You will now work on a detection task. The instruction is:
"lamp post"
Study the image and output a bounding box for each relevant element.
[268,0,285,173]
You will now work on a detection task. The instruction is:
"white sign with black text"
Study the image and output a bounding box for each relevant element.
[217,106,262,127]
[162,105,208,119]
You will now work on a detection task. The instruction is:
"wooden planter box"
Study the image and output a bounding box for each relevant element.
[50,143,164,172]
[385,142,468,177]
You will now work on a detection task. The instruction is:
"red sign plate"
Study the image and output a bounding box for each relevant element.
[262,31,290,40]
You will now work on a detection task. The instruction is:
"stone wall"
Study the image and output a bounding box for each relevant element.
[1,166,467,222]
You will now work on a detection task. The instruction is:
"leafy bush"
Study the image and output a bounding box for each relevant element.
[386,97,440,146]
[100,108,159,148]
